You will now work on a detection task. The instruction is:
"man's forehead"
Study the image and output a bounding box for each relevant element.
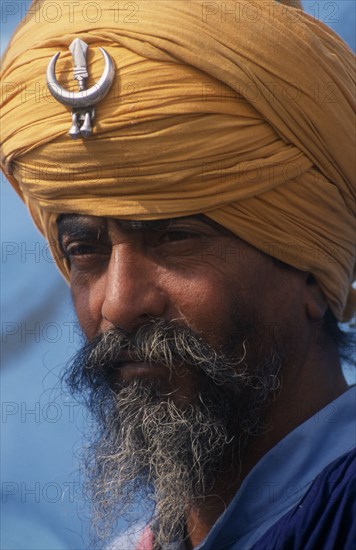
[57,214,167,232]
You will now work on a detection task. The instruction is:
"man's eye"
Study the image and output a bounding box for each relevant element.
[64,244,97,256]
[62,243,109,265]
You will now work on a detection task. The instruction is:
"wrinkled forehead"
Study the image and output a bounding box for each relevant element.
[56,213,235,241]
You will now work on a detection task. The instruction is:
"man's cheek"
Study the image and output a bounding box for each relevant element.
[71,284,103,341]
[198,319,228,347]
[180,296,232,351]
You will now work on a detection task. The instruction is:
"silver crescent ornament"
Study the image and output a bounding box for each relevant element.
[46,38,115,139]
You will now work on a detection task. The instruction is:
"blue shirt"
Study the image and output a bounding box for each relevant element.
[252,447,356,549]
[196,386,356,550]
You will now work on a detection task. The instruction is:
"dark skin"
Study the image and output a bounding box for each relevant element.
[58,213,348,548]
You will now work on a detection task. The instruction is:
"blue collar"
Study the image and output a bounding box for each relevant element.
[196,385,356,549]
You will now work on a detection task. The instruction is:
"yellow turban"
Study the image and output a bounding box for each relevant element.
[1,0,355,320]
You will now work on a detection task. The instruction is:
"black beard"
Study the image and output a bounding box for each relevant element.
[65,320,282,547]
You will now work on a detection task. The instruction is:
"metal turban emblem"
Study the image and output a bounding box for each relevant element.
[46,39,115,139]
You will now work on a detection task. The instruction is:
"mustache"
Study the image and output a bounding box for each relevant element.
[92,320,246,369]
[65,319,247,403]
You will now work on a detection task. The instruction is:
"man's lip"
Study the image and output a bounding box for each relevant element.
[117,350,133,363]
[116,361,168,379]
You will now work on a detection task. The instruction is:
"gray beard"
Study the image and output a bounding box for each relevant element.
[66,322,282,547]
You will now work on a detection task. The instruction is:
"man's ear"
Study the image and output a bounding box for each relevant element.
[305,274,328,320]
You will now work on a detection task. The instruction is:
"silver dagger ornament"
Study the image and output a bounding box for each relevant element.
[46,38,115,139]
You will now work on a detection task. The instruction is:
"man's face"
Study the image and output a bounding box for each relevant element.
[59,213,306,383]
[59,214,308,544]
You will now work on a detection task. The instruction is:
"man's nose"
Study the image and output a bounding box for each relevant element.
[101,244,167,332]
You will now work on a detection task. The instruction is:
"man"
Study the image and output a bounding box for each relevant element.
[1,1,355,549]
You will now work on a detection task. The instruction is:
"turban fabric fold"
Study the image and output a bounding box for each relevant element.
[0,0,355,320]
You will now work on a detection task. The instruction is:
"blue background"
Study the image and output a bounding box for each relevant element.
[1,1,355,548]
